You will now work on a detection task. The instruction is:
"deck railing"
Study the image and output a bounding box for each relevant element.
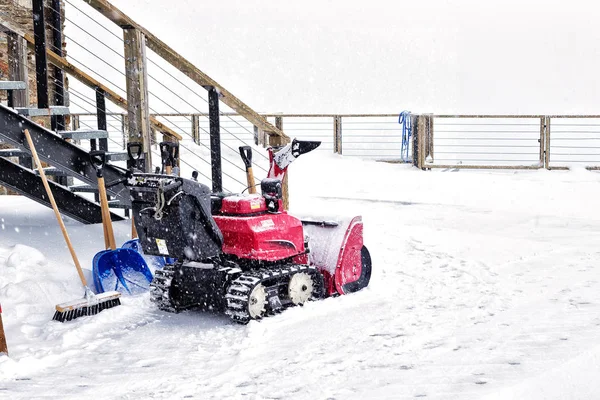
[71,112,600,171]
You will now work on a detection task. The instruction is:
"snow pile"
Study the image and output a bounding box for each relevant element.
[1,155,600,399]
[0,245,69,319]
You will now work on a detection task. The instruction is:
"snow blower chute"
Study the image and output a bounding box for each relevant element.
[126,139,372,323]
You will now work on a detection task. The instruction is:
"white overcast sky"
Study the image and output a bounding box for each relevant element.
[107,0,600,114]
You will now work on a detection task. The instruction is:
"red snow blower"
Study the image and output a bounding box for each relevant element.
[126,139,371,323]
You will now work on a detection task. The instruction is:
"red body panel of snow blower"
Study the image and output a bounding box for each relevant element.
[214,195,306,262]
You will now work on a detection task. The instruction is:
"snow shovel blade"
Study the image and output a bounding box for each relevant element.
[92,248,153,295]
[121,239,176,269]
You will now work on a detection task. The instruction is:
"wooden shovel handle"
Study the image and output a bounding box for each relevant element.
[97,176,117,250]
[131,217,138,240]
[101,200,109,249]
[246,167,257,194]
[239,146,256,194]
[23,129,87,287]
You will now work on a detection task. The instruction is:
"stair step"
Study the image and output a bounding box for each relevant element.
[69,184,97,193]
[15,106,70,117]
[0,81,27,90]
[34,167,70,177]
[58,130,108,140]
[107,200,128,209]
[0,148,28,157]
[106,152,128,162]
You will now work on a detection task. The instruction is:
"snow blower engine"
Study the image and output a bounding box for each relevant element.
[127,139,372,323]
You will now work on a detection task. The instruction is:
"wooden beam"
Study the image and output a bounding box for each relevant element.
[253,125,259,146]
[269,116,290,209]
[545,116,551,170]
[0,14,183,141]
[269,116,287,147]
[192,115,200,145]
[425,114,434,162]
[539,117,545,166]
[83,0,287,140]
[333,116,342,154]
[124,28,152,171]
[7,32,29,107]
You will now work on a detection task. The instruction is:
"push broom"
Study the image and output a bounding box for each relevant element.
[23,129,121,322]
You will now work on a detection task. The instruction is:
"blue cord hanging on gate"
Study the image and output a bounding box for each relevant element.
[399,111,412,162]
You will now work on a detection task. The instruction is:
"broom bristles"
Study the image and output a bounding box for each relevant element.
[53,291,122,323]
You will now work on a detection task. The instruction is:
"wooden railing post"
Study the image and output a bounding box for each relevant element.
[539,117,545,168]
[421,113,434,167]
[8,31,32,169]
[269,116,290,209]
[412,114,425,169]
[254,124,267,147]
[123,28,152,172]
[545,116,551,169]
[7,32,29,107]
[71,114,80,130]
[192,114,200,145]
[121,114,127,150]
[333,116,342,154]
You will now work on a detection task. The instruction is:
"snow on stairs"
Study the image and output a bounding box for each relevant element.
[58,129,108,140]
[14,106,70,116]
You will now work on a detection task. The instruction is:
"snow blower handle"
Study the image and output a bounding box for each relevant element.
[239,146,257,194]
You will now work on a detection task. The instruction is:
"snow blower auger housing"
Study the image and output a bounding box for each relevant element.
[127,140,372,323]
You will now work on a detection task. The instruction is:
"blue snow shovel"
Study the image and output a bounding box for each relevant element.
[90,151,152,295]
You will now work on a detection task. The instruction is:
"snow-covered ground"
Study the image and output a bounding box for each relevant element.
[1,154,600,399]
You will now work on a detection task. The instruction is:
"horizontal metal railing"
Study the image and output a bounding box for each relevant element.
[70,112,600,170]
[429,116,544,169]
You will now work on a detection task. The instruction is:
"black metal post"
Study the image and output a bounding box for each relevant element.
[50,0,65,132]
[32,0,49,110]
[96,88,108,151]
[208,87,222,193]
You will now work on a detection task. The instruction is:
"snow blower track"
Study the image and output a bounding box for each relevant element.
[225,265,324,324]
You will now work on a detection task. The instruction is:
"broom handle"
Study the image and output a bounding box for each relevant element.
[24,129,88,287]
[97,176,117,250]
